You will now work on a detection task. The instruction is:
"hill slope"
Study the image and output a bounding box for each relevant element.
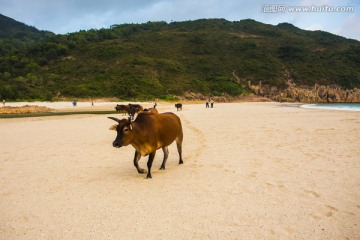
[0,17,359,101]
[0,14,54,55]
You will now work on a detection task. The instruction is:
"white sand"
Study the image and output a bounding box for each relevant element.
[0,102,359,239]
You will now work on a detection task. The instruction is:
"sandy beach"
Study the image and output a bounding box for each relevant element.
[0,102,359,239]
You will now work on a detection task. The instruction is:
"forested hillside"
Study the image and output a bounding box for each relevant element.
[0,15,359,101]
[0,14,53,55]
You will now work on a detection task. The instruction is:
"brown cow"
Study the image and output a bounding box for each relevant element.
[115,104,129,115]
[128,103,143,119]
[175,103,182,111]
[108,112,183,178]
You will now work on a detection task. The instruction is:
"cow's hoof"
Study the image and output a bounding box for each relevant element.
[159,166,165,170]
[146,175,152,179]
[138,169,147,174]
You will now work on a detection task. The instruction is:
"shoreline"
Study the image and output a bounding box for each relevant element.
[300,103,360,112]
[1,101,360,119]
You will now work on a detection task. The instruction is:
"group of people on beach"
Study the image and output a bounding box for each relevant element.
[71,100,95,107]
[205,97,214,108]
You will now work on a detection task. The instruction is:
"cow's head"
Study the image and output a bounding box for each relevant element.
[108,117,133,148]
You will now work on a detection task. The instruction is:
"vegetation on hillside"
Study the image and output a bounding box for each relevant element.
[0,16,359,101]
[0,14,54,55]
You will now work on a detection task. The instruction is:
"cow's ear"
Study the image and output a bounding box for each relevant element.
[109,124,117,131]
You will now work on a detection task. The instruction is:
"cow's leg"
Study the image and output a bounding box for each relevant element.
[177,143,183,164]
[160,146,169,170]
[133,150,145,174]
[146,152,156,179]
[176,131,184,164]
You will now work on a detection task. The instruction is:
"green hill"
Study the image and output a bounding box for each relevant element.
[0,14,54,55]
[0,17,359,101]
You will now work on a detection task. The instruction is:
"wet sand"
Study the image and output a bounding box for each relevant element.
[0,102,359,239]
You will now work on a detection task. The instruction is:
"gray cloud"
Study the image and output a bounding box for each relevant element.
[0,0,359,40]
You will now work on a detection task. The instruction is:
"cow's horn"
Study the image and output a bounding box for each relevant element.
[108,117,121,122]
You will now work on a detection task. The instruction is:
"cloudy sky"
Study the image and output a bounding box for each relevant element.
[1,0,359,40]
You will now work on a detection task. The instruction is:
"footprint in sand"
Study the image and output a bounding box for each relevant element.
[304,190,321,198]
[248,172,257,178]
[324,205,338,217]
[265,182,287,191]
[181,118,206,160]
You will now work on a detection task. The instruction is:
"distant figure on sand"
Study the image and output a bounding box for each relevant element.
[72,100,77,107]
[210,97,214,108]
[91,100,94,106]
[153,99,157,108]
[206,98,209,108]
[2,99,5,107]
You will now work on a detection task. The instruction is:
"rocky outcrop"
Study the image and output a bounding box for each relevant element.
[248,80,360,103]
[182,91,271,102]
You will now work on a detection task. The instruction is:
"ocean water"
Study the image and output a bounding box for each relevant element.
[301,103,360,112]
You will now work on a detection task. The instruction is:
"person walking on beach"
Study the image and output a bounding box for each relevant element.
[153,99,157,108]
[210,97,214,108]
[91,100,94,107]
[205,98,210,108]
[2,99,5,107]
